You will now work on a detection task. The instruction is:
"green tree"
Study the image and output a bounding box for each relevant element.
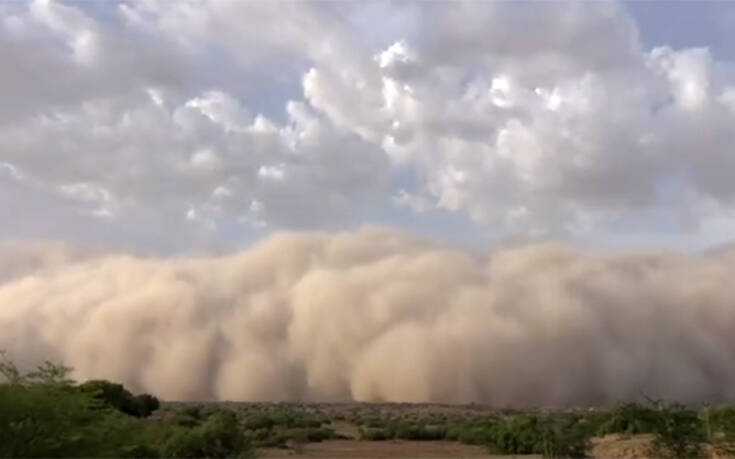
[78,380,159,418]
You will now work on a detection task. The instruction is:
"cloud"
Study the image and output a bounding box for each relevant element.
[3,0,735,248]
[0,1,392,245]
[0,84,389,238]
[297,2,735,237]
[2,227,735,406]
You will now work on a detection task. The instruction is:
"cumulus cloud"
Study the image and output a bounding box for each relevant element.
[0,82,389,235]
[2,227,735,406]
[3,0,735,248]
[0,0,394,245]
[296,2,735,237]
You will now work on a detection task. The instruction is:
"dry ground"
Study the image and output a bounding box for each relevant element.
[259,439,502,458]
[258,435,654,458]
[256,434,656,458]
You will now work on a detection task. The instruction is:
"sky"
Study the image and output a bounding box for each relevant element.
[3,0,735,254]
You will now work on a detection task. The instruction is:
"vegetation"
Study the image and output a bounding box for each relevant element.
[159,410,253,458]
[78,380,160,418]
[648,402,705,458]
[4,351,735,458]
[0,351,254,458]
[342,399,735,458]
[356,413,590,457]
[596,401,661,435]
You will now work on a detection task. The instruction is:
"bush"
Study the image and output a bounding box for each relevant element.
[597,402,661,435]
[161,410,253,458]
[596,400,705,458]
[488,415,542,455]
[394,424,447,441]
[134,393,161,416]
[359,427,392,441]
[0,383,145,458]
[78,380,159,418]
[243,413,276,430]
[118,444,161,458]
[476,414,592,458]
[649,403,705,458]
[281,427,336,443]
[706,405,735,437]
[168,405,207,427]
[0,353,254,458]
[450,422,495,445]
[536,415,592,458]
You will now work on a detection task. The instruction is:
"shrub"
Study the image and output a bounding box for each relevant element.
[706,405,735,437]
[536,415,592,458]
[479,414,591,458]
[243,414,276,430]
[161,410,254,458]
[488,415,543,455]
[596,400,705,458]
[78,380,159,418]
[118,443,161,458]
[450,421,496,445]
[133,393,160,416]
[597,402,661,435]
[649,403,705,458]
[0,353,252,458]
[169,413,202,428]
[359,427,392,440]
[0,383,145,458]
[394,424,447,441]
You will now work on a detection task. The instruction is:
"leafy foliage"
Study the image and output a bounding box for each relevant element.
[357,412,591,457]
[481,414,591,458]
[0,352,252,458]
[597,402,661,435]
[706,405,735,438]
[78,380,159,418]
[0,383,142,458]
[590,400,706,458]
[648,402,705,458]
[160,410,254,458]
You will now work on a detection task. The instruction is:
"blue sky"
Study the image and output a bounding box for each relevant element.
[2,0,735,253]
[627,1,735,60]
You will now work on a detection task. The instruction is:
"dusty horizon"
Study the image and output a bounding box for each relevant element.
[2,227,735,407]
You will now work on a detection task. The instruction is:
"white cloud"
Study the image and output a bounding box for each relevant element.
[0,162,22,181]
[257,165,285,181]
[29,0,100,65]
[58,182,117,219]
[189,147,220,171]
[185,91,251,132]
[2,0,735,249]
[297,2,735,239]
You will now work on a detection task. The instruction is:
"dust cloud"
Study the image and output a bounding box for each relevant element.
[2,227,735,407]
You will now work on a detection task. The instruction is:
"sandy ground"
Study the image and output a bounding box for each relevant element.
[257,435,658,459]
[258,439,522,458]
[589,434,653,458]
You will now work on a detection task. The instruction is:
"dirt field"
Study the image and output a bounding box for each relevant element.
[259,436,653,458]
[259,439,505,458]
